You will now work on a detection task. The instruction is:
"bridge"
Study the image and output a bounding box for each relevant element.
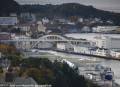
[1,34,90,50]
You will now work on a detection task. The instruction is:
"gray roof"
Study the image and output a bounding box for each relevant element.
[15,77,38,85]
[0,77,38,87]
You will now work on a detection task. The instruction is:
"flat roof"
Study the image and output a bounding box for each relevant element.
[0,17,17,25]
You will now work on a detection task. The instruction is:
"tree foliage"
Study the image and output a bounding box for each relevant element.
[0,44,17,54]
[18,58,100,87]
[0,0,19,16]
[20,3,120,25]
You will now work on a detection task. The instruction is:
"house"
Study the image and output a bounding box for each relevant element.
[92,26,120,33]
[81,26,91,33]
[37,21,46,33]
[17,24,31,32]
[60,24,79,33]
[14,77,38,86]
[14,36,31,50]
[57,43,74,51]
[20,12,36,23]
[0,76,38,87]
[0,17,18,26]
[95,48,111,56]
[110,50,120,58]
[42,17,49,24]
[0,32,11,40]
[78,18,84,23]
[15,23,38,36]
[0,66,38,87]
[74,46,90,54]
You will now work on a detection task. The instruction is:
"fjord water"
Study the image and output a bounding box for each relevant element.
[64,33,120,84]
[51,51,120,85]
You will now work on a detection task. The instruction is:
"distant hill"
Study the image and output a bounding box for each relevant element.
[20,3,120,25]
[0,1,120,25]
[0,0,19,16]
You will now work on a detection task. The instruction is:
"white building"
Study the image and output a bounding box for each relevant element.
[110,50,120,58]
[0,17,18,26]
[17,24,31,32]
[37,42,53,49]
[14,36,31,50]
[37,21,46,32]
[0,32,11,40]
[67,21,75,25]
[42,18,49,24]
[95,48,111,56]
[94,36,120,49]
[74,46,90,54]
[92,26,120,33]
[57,43,74,51]
[81,26,91,32]
[78,18,84,22]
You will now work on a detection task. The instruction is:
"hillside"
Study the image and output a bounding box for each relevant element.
[4,54,100,87]
[0,0,19,16]
[0,1,120,25]
[20,3,120,25]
